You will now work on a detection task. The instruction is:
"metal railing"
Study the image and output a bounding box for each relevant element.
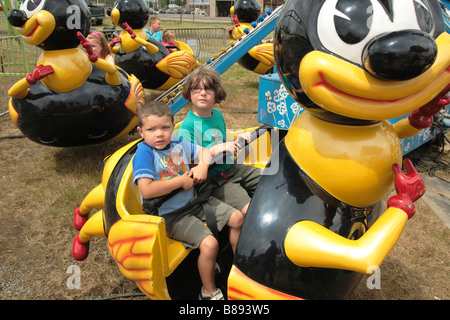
[0,36,41,115]
[170,27,229,61]
[100,27,230,61]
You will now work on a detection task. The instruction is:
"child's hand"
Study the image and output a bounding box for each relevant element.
[211,142,236,158]
[189,165,208,184]
[179,172,194,191]
[223,141,238,155]
[235,131,252,149]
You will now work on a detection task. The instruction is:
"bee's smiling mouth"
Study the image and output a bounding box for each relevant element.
[299,33,450,121]
[24,22,40,37]
[17,10,55,46]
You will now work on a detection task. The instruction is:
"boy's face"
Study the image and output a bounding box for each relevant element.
[138,115,174,150]
[190,80,216,111]
[151,19,161,31]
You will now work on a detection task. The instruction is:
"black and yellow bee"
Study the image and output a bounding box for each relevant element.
[7,0,144,147]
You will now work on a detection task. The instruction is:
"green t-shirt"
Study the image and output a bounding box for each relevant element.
[178,109,232,176]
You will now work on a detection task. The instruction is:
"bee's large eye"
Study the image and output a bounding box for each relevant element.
[20,0,46,18]
[317,0,438,66]
[317,0,374,65]
[414,0,433,33]
[334,0,372,44]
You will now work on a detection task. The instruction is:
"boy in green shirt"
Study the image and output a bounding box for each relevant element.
[179,68,261,214]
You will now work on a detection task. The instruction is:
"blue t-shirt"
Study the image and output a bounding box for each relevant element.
[132,135,200,215]
[145,28,163,41]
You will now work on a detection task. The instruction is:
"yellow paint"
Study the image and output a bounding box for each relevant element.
[16,11,55,46]
[393,118,421,140]
[107,214,171,300]
[110,8,120,27]
[228,266,303,300]
[8,99,19,125]
[79,210,105,243]
[8,78,30,98]
[284,207,408,273]
[248,43,275,75]
[285,112,402,207]
[36,49,92,92]
[121,29,159,54]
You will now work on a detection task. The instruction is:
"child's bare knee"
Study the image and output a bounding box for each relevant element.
[199,235,218,254]
[229,210,244,228]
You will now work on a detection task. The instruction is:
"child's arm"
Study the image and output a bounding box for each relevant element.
[137,173,193,200]
[215,132,252,156]
[210,142,237,158]
[189,147,211,184]
[235,131,252,149]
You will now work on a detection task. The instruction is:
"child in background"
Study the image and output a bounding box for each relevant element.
[161,29,179,52]
[179,68,261,216]
[145,17,163,41]
[87,31,115,65]
[133,101,243,300]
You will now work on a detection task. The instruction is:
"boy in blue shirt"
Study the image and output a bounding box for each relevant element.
[145,17,163,41]
[133,101,243,300]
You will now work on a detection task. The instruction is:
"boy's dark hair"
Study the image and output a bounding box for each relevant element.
[137,101,174,127]
[182,68,227,103]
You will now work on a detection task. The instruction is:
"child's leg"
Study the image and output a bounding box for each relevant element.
[240,203,250,215]
[211,165,261,216]
[226,210,244,253]
[208,197,244,253]
[197,235,219,295]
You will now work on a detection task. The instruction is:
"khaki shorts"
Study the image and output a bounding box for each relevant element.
[163,196,236,249]
[211,164,261,211]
